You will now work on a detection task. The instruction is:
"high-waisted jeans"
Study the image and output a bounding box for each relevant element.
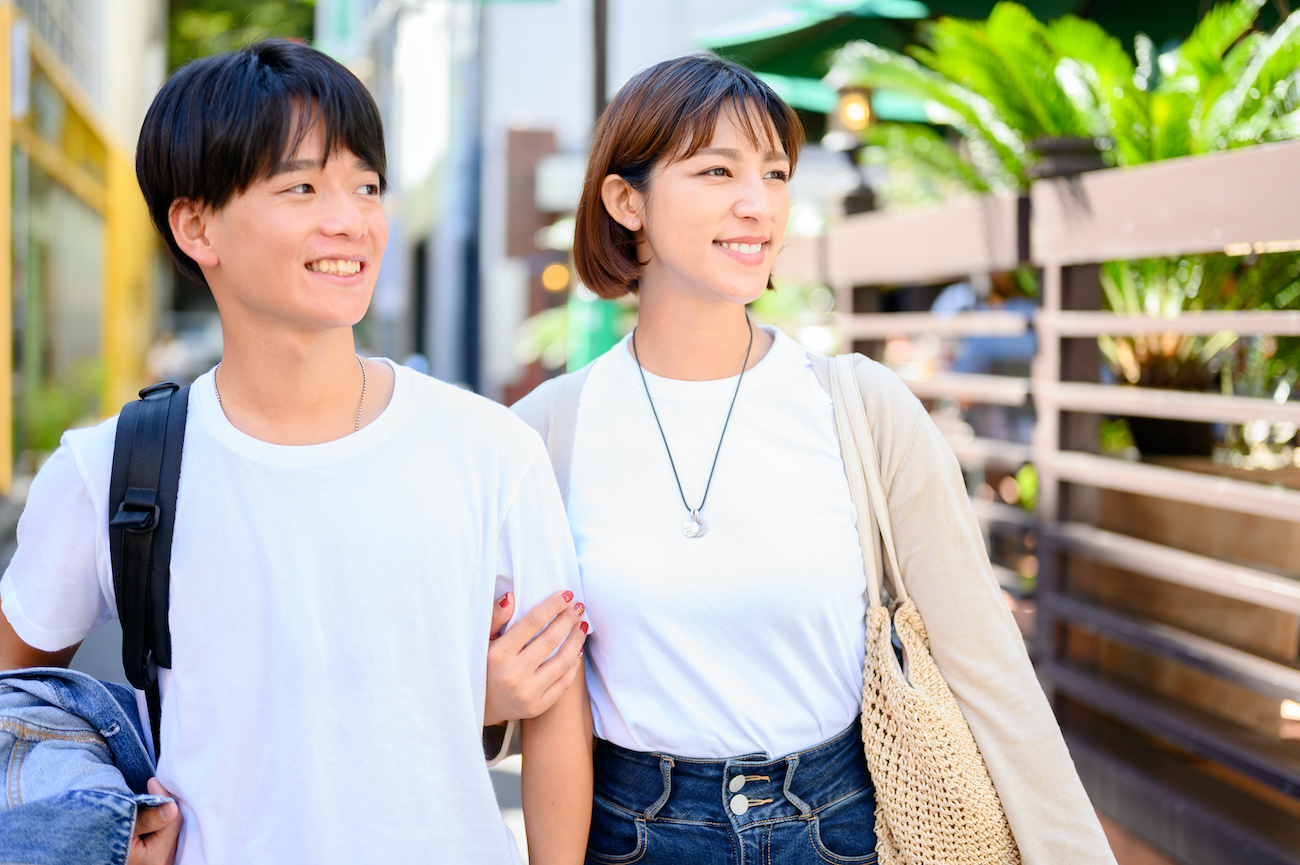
[586,721,877,865]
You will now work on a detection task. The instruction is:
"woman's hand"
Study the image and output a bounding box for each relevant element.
[485,590,588,727]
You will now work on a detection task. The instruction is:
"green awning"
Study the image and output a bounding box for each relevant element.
[756,72,933,122]
[757,72,840,114]
[699,0,929,78]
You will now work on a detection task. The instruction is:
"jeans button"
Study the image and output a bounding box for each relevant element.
[729,793,749,816]
[728,775,746,793]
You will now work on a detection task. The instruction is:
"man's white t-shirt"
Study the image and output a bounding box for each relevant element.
[568,328,869,759]
[0,362,579,864]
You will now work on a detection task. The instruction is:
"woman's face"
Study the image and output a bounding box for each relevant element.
[631,110,791,308]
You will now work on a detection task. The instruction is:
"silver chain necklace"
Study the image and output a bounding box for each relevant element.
[631,318,753,539]
[213,355,368,433]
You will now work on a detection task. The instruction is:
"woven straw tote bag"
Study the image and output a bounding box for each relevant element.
[829,355,1020,865]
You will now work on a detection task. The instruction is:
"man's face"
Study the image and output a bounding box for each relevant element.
[200,122,387,335]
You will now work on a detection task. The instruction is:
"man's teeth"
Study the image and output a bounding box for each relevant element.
[718,242,763,254]
[308,259,362,276]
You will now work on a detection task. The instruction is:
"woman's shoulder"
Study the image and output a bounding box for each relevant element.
[800,348,923,423]
[509,362,597,439]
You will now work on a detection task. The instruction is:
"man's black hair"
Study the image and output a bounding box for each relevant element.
[136,39,388,286]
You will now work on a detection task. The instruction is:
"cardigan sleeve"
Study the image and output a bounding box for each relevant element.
[856,359,1116,865]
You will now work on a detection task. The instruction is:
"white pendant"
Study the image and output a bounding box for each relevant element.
[682,511,707,538]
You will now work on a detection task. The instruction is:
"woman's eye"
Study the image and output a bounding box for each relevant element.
[357,183,381,195]
[702,167,730,177]
[288,183,313,194]
[767,169,790,182]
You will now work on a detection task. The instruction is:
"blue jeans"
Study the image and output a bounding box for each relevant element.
[586,722,878,865]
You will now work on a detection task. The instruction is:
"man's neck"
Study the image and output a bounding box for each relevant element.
[211,328,394,445]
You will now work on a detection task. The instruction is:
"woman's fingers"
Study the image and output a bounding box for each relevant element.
[492,589,577,653]
[518,600,586,671]
[532,620,589,711]
[490,592,514,640]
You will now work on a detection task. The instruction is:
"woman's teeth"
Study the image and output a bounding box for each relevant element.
[717,242,763,254]
[308,259,362,276]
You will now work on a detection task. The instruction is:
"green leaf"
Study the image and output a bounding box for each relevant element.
[1204,9,1300,146]
[863,123,993,193]
[831,40,1031,182]
[1188,0,1265,58]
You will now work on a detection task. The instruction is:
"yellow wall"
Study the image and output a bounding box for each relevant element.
[102,145,156,411]
[0,1,156,492]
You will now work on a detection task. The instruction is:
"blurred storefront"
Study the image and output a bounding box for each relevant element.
[0,0,167,493]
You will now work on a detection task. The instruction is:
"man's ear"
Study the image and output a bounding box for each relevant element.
[168,199,219,269]
[599,175,644,233]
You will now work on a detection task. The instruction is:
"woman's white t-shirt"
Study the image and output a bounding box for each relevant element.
[568,328,868,758]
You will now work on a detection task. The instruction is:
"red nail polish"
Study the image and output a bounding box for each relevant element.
[580,621,589,634]
[562,590,574,603]
[498,594,510,608]
[574,602,585,616]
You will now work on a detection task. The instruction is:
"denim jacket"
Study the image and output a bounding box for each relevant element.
[0,667,158,865]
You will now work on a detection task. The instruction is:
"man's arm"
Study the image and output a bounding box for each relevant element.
[0,602,77,669]
[521,672,592,865]
[2,603,183,865]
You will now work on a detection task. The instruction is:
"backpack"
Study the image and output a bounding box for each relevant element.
[107,382,189,758]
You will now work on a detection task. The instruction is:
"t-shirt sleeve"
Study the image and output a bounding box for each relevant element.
[0,442,112,652]
[493,438,587,634]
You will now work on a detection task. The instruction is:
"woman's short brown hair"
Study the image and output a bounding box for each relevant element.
[574,54,804,299]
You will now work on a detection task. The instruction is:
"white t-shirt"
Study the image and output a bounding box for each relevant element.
[569,328,867,758]
[0,362,579,865]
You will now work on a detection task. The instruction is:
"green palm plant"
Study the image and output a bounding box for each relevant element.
[829,1,1300,431]
[829,0,1300,197]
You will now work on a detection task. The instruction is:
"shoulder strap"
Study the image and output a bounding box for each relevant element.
[108,381,189,759]
[539,363,594,508]
[828,355,910,609]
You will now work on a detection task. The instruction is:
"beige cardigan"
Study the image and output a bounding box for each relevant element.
[508,351,1117,865]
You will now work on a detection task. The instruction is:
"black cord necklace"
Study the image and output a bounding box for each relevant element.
[631,317,754,539]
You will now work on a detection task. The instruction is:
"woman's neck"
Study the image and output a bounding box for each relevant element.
[631,294,774,381]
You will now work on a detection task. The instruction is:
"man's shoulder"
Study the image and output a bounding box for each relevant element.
[45,413,122,493]
[405,372,545,456]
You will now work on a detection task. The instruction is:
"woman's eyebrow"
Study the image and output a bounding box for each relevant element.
[694,146,789,162]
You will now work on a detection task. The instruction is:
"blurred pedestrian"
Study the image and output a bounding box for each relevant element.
[488,54,1114,864]
[145,331,195,384]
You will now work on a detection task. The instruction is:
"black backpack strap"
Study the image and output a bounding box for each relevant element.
[108,381,189,759]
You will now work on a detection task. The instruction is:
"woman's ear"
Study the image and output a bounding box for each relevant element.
[168,198,219,269]
[600,174,643,232]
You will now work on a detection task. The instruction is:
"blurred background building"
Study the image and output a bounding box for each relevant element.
[0,0,166,497]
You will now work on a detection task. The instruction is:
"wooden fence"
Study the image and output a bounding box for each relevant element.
[775,139,1300,864]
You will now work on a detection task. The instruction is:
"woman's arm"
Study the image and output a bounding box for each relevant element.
[521,671,593,865]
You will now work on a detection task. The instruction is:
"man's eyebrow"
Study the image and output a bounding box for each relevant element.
[270,158,319,176]
[270,157,380,175]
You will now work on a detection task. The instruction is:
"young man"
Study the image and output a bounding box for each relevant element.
[0,40,590,864]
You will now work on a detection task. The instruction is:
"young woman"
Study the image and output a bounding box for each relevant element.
[497,54,1115,864]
